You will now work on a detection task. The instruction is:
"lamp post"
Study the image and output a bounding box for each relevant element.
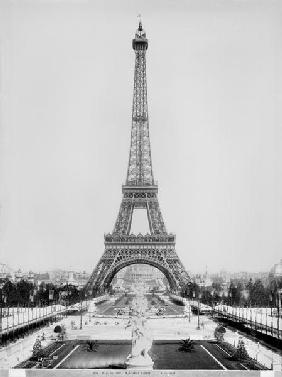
[211,289,215,318]
[270,289,280,338]
[0,282,5,345]
[269,292,274,332]
[27,292,30,334]
[17,303,20,329]
[48,289,54,324]
[276,289,282,339]
[2,293,7,342]
[192,290,198,328]
[88,289,92,323]
[222,290,228,314]
[30,289,34,323]
[242,289,250,322]
[229,291,232,308]
[234,284,238,319]
[269,293,274,335]
[188,301,191,322]
[79,290,83,330]
[265,306,268,335]
[185,283,192,323]
[34,287,38,322]
[66,284,69,317]
[197,292,202,330]
[218,291,223,315]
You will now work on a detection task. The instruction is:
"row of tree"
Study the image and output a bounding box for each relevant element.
[0,280,83,307]
[182,278,282,307]
[1,275,281,308]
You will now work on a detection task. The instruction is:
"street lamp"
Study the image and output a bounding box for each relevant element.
[197,292,202,330]
[0,282,5,345]
[48,289,54,324]
[88,289,93,323]
[79,290,83,330]
[229,291,233,307]
[269,290,279,337]
[66,284,70,316]
[210,289,215,318]
[242,290,250,321]
[276,289,282,339]
[269,293,273,318]
[218,291,223,314]
[30,289,35,322]
[2,292,7,342]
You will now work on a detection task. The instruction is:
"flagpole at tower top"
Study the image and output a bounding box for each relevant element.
[137,14,142,30]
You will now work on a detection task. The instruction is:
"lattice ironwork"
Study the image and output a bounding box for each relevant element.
[86,21,190,295]
[126,23,153,186]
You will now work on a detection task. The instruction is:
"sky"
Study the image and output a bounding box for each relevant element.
[0,0,282,275]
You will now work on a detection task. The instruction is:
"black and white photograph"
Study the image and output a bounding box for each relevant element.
[0,0,282,375]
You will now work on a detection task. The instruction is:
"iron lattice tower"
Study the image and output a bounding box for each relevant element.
[86,21,190,294]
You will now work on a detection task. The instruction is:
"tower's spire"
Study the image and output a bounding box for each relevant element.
[138,14,143,32]
[126,20,153,186]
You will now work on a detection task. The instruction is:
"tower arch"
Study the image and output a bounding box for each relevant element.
[103,259,178,291]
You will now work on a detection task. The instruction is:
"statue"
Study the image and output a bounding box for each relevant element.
[125,294,154,369]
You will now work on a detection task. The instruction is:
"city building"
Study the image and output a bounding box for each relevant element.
[0,263,13,281]
[113,264,168,292]
[269,259,282,280]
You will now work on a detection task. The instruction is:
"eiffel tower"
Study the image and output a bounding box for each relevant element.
[86,21,190,294]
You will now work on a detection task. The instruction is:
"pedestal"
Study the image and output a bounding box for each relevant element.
[126,354,154,370]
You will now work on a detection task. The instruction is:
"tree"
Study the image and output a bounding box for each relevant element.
[32,337,43,360]
[245,279,253,306]
[54,324,66,340]
[214,325,226,342]
[2,280,13,306]
[212,279,224,292]
[16,280,34,306]
[268,278,282,307]
[232,339,249,361]
[253,280,267,306]
[185,282,200,300]
[232,281,244,306]
[54,325,62,334]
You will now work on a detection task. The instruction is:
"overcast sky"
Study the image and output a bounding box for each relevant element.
[0,0,281,275]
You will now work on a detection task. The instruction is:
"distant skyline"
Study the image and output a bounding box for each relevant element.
[1,0,282,274]
[0,261,272,276]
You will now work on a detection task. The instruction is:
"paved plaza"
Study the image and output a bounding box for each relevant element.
[0,294,280,370]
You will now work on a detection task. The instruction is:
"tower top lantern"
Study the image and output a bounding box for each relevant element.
[132,18,148,50]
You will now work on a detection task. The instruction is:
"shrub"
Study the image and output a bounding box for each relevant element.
[178,338,194,352]
[232,339,249,361]
[83,340,99,352]
[214,325,226,342]
[54,325,62,333]
[32,338,43,360]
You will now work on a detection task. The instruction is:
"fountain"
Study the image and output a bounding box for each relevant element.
[125,288,154,369]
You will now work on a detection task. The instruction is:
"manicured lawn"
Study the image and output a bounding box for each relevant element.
[18,339,257,370]
[151,341,220,370]
[59,340,243,370]
[59,340,131,369]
